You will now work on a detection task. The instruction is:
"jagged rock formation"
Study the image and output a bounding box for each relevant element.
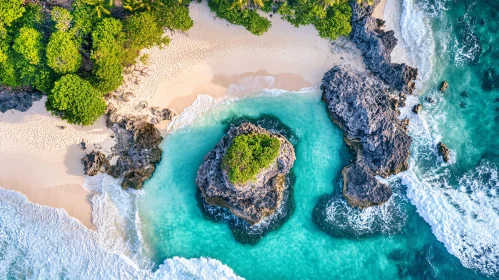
[196,122,296,225]
[322,65,412,207]
[106,114,163,189]
[350,0,418,94]
[437,142,451,163]
[0,87,42,113]
[81,151,110,176]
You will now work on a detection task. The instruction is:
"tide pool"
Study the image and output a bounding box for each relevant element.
[138,91,487,279]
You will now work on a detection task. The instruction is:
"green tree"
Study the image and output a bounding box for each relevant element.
[91,18,123,93]
[208,0,271,35]
[47,74,106,126]
[51,7,73,32]
[83,0,112,18]
[46,31,82,74]
[13,27,43,65]
[122,12,169,65]
[223,133,281,185]
[0,0,25,27]
[151,3,193,32]
[231,0,264,10]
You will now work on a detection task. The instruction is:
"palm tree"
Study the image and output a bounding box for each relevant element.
[83,0,113,17]
[231,0,265,10]
[123,0,145,12]
[141,0,164,11]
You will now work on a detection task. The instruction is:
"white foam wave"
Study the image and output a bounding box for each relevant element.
[0,184,243,279]
[167,76,318,132]
[399,95,499,275]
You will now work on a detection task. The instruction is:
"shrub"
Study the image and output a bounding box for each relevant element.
[91,18,124,93]
[223,133,281,184]
[0,0,25,27]
[47,74,106,126]
[13,27,43,65]
[51,7,73,32]
[122,12,169,66]
[152,3,194,32]
[208,0,271,36]
[46,31,82,74]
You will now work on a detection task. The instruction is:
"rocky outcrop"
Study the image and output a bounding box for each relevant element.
[106,114,163,189]
[322,65,412,207]
[81,151,110,176]
[196,122,295,225]
[413,104,422,114]
[440,81,449,92]
[437,142,451,163]
[350,0,418,94]
[0,87,42,113]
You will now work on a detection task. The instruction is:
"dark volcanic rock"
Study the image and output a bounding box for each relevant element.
[413,104,422,114]
[81,151,110,176]
[342,162,393,207]
[437,142,451,163]
[350,0,418,94]
[322,65,411,207]
[196,122,296,225]
[0,87,42,113]
[106,115,163,189]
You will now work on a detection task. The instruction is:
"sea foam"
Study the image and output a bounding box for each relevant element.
[0,184,242,279]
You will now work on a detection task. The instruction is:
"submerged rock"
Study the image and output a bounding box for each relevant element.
[322,65,411,207]
[196,122,296,225]
[437,142,451,163]
[81,150,110,176]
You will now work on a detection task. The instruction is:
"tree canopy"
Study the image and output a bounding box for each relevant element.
[46,31,82,74]
[223,133,281,185]
[47,74,106,126]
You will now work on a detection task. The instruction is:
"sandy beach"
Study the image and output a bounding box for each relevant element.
[0,2,364,228]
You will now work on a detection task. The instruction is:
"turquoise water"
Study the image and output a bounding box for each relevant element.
[138,92,489,279]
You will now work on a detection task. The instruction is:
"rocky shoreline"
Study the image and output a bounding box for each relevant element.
[318,0,416,210]
[0,86,42,113]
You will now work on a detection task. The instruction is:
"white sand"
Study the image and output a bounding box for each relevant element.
[374,0,387,19]
[0,1,365,228]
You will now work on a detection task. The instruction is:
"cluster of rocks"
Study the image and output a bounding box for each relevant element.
[82,109,163,189]
[322,65,412,207]
[0,86,42,113]
[317,0,418,208]
[196,122,296,225]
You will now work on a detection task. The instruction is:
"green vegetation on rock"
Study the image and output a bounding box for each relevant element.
[223,133,281,185]
[47,74,106,126]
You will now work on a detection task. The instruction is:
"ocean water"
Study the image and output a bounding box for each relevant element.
[1,0,499,278]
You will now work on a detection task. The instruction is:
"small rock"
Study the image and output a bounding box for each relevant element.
[440,81,449,92]
[81,151,110,176]
[401,118,410,132]
[150,117,161,124]
[437,142,451,163]
[135,101,148,110]
[80,141,86,150]
[412,104,422,114]
[161,108,175,120]
[425,97,435,103]
[460,91,469,97]
[150,106,162,117]
[460,102,467,108]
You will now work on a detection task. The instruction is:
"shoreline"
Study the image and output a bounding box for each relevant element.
[0,2,365,229]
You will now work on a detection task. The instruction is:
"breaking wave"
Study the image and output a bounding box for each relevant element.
[0,181,242,279]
